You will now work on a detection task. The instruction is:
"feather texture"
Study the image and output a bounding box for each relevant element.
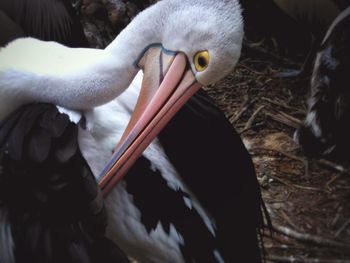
[124,156,219,262]
[0,0,88,47]
[0,103,130,263]
[158,89,269,262]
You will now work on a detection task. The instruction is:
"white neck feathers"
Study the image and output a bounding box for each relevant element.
[0,2,164,120]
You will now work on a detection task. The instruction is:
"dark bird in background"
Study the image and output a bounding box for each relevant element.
[295,6,350,161]
[272,0,345,77]
[241,0,350,77]
[0,0,268,262]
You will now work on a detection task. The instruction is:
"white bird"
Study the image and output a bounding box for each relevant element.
[0,0,266,262]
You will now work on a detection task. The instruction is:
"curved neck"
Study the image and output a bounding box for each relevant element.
[0,3,164,120]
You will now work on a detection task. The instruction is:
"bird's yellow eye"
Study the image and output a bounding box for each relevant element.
[194,51,209,72]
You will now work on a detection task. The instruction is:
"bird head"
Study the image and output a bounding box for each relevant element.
[160,0,243,85]
[100,0,244,194]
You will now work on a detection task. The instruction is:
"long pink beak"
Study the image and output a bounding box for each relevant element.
[99,46,201,195]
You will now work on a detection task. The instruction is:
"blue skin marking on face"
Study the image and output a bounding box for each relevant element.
[99,44,178,181]
[99,44,196,187]
[133,43,178,68]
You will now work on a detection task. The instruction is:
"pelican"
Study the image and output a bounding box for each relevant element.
[0,0,266,262]
[294,6,350,160]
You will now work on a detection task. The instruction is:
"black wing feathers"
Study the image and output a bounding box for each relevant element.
[0,0,88,47]
[0,103,129,263]
[0,10,25,46]
[125,156,219,262]
[158,89,268,262]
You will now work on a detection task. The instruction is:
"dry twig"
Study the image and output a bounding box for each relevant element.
[230,98,255,123]
[238,63,264,75]
[280,210,299,230]
[318,159,349,175]
[265,112,300,129]
[262,97,304,112]
[331,205,343,228]
[244,105,265,130]
[273,224,350,249]
[268,255,350,263]
[239,122,264,135]
[268,174,322,192]
[335,219,350,237]
[278,111,302,126]
[326,174,344,189]
[255,146,350,177]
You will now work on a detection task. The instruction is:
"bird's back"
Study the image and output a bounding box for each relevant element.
[0,0,88,47]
